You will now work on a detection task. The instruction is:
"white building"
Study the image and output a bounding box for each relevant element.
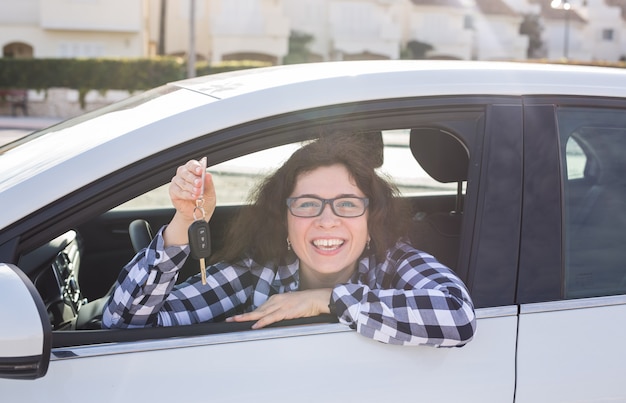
[406,0,474,60]
[284,0,403,61]
[473,0,529,60]
[581,0,625,61]
[151,0,289,64]
[0,0,148,58]
[1,0,624,63]
[209,0,289,63]
[540,0,590,60]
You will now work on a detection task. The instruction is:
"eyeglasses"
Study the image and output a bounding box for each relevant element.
[286,196,369,218]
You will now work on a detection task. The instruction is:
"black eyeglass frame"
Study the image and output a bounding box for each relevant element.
[286,196,370,218]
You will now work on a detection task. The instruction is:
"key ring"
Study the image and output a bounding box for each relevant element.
[193,198,206,221]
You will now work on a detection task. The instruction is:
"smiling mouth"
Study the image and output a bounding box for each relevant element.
[313,239,344,251]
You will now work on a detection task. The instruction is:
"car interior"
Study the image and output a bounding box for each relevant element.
[14,116,480,348]
[408,127,468,271]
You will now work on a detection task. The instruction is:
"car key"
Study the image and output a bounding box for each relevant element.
[189,219,211,285]
[188,157,211,285]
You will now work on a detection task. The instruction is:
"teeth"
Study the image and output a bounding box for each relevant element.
[313,239,344,249]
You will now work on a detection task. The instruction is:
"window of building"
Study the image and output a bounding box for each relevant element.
[58,42,105,58]
[601,28,614,41]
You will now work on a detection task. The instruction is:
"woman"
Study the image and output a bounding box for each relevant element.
[102,134,476,346]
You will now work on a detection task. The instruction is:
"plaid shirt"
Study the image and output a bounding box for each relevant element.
[103,227,476,347]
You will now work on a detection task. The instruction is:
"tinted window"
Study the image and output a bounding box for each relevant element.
[559,107,626,299]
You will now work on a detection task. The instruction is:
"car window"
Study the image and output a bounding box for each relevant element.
[114,129,458,210]
[559,107,626,299]
[565,137,586,180]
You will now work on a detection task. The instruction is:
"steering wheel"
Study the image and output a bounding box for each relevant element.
[128,219,154,254]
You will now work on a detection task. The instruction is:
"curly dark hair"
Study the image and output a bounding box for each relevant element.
[209,132,409,266]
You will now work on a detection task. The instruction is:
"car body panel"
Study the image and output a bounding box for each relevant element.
[516,296,626,402]
[0,307,517,402]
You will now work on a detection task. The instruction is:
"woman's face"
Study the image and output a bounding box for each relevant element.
[287,164,369,288]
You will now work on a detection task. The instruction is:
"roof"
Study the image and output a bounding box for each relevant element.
[606,0,626,20]
[410,0,465,8]
[176,60,626,100]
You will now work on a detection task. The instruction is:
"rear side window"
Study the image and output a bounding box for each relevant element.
[559,107,626,299]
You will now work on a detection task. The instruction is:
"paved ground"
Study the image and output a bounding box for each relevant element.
[0,115,62,146]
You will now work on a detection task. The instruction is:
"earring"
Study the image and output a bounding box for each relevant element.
[287,239,291,251]
[366,239,370,250]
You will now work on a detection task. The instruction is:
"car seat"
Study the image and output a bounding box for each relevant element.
[408,127,469,271]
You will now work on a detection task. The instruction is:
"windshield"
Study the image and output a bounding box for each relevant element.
[0,85,215,192]
[0,86,178,154]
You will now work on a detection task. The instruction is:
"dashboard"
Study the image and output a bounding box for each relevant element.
[19,230,85,330]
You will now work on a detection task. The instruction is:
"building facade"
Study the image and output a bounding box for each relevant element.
[0,0,149,58]
[1,0,625,63]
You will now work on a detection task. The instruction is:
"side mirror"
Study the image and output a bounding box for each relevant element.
[0,264,51,379]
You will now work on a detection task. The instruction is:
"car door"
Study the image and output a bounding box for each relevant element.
[0,97,521,402]
[516,99,626,402]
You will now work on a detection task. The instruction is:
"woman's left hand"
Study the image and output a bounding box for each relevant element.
[226,288,332,329]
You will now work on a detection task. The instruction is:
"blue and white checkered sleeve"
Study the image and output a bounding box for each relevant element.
[102,226,190,328]
[331,243,476,347]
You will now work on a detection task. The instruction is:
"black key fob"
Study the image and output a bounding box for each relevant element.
[188,220,211,260]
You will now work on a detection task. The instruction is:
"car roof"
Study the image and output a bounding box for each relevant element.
[1,60,626,230]
[173,59,626,99]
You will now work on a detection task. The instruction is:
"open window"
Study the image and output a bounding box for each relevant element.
[3,100,485,356]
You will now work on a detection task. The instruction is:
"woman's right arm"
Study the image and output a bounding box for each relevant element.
[102,159,217,328]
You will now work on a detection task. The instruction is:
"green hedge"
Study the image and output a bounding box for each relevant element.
[0,58,271,91]
[2,57,621,93]
[0,57,269,107]
[0,57,185,92]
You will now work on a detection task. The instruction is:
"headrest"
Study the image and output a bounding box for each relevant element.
[410,128,469,183]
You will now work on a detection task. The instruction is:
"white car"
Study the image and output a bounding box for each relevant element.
[1,60,625,402]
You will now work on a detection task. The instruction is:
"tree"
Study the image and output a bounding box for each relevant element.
[283,31,314,64]
[158,0,167,56]
[519,14,544,59]
[401,40,434,60]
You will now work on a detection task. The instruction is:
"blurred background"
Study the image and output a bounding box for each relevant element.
[1,0,625,138]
